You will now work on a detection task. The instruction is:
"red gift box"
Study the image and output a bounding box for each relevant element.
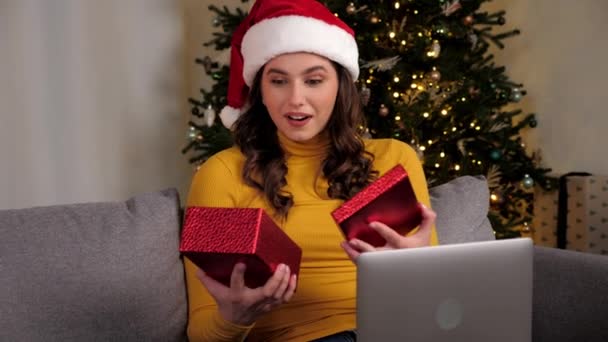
[180,207,302,289]
[331,164,422,247]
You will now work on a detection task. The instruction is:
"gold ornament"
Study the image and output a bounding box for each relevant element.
[346,3,356,14]
[430,70,441,82]
[370,14,379,24]
[360,86,371,106]
[426,40,441,58]
[379,104,389,117]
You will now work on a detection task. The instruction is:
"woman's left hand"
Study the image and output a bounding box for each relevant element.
[340,203,436,263]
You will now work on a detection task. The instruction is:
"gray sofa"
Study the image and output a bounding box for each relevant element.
[2,176,607,341]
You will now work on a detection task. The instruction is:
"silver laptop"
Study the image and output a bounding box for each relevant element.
[356,238,533,342]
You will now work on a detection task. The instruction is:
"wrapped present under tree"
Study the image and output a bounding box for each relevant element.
[533,173,608,256]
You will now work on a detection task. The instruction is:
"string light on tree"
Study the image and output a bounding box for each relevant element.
[511,87,524,102]
[188,126,197,140]
[522,222,531,234]
[490,190,505,205]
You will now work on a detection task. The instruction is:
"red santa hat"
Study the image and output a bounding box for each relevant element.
[219,0,360,129]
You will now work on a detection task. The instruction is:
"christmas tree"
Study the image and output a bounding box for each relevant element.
[183,0,555,239]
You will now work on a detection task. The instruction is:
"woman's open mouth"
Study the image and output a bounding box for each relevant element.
[285,113,312,127]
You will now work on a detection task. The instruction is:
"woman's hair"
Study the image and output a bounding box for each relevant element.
[233,62,378,219]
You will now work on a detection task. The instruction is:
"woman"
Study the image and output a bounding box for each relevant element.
[184,1,438,341]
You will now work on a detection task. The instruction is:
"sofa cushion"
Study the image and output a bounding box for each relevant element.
[430,175,495,244]
[0,189,187,342]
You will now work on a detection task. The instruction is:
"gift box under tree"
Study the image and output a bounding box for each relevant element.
[532,187,559,248]
[533,173,608,255]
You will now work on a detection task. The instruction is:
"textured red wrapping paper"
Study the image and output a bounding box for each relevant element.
[331,164,423,247]
[180,207,302,289]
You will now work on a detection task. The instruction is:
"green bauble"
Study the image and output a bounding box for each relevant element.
[490,149,502,161]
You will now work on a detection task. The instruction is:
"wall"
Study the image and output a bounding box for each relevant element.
[484,0,608,176]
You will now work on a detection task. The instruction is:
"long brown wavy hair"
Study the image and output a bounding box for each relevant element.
[233,62,378,219]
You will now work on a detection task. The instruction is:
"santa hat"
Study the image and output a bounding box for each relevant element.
[219,0,360,129]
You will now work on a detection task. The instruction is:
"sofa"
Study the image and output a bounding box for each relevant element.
[2,176,607,341]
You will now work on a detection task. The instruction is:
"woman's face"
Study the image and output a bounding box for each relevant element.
[260,52,339,142]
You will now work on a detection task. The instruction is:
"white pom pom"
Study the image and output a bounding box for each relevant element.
[219,106,241,129]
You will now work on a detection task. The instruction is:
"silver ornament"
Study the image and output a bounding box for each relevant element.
[203,105,216,127]
[360,86,371,106]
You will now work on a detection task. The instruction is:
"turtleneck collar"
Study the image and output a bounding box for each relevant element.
[277,130,331,159]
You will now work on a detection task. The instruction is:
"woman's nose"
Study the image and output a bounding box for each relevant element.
[288,83,305,107]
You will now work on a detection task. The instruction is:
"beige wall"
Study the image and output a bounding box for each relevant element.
[483,0,608,175]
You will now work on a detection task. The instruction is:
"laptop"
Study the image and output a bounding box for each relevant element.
[356,238,533,342]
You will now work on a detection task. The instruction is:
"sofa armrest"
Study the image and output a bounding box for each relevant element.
[533,246,608,342]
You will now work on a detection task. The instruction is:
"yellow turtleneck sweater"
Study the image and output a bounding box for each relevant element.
[184,132,438,342]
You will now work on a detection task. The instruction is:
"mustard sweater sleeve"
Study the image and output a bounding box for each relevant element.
[183,154,255,342]
[394,140,439,246]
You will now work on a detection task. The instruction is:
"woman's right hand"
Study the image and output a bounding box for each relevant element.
[195,262,297,326]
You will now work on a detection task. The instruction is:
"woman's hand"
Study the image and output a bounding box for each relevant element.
[195,262,297,326]
[340,203,436,263]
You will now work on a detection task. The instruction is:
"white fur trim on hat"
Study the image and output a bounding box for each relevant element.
[241,15,359,87]
[219,105,241,130]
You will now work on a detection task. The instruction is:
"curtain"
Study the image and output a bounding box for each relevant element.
[0,0,192,209]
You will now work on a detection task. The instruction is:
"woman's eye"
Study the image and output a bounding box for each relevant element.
[271,79,287,85]
[306,79,323,85]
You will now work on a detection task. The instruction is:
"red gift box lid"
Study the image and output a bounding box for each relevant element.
[331,164,422,247]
